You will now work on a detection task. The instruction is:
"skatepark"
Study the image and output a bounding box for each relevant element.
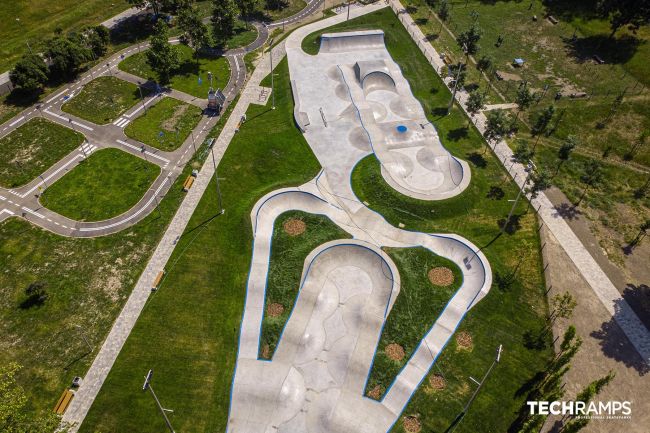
[227,12,491,433]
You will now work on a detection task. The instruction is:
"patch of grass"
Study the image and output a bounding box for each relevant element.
[124,97,202,151]
[0,0,129,73]
[118,44,230,98]
[262,0,307,21]
[225,19,259,49]
[61,76,143,125]
[259,211,351,359]
[0,118,83,188]
[305,8,551,432]
[78,57,322,433]
[40,148,160,221]
[364,247,462,398]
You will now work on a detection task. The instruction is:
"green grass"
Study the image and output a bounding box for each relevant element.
[305,9,552,432]
[259,211,351,360]
[225,19,259,49]
[124,97,202,151]
[78,57,322,433]
[40,148,160,221]
[0,0,129,73]
[61,76,143,125]
[0,118,83,188]
[263,0,307,21]
[118,44,230,98]
[364,247,463,398]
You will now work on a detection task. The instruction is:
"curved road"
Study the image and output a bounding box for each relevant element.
[0,1,322,238]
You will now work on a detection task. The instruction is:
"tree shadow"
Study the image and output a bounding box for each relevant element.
[431,106,448,117]
[621,284,650,329]
[487,186,505,200]
[498,214,522,234]
[19,294,47,309]
[109,13,157,45]
[425,33,439,42]
[564,34,643,65]
[514,370,546,398]
[405,5,418,14]
[447,126,469,142]
[590,297,650,376]
[541,0,602,21]
[415,17,429,25]
[552,202,582,220]
[467,152,488,168]
[523,327,548,350]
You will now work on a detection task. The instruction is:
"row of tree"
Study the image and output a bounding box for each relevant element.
[10,26,109,95]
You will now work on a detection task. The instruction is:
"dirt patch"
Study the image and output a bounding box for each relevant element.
[496,69,521,81]
[403,415,422,433]
[261,343,271,359]
[456,331,473,350]
[428,373,446,390]
[385,343,405,361]
[428,267,454,286]
[267,302,284,317]
[283,218,306,236]
[367,384,384,400]
[161,103,189,131]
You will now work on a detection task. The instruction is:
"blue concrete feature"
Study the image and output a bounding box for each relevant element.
[396,125,408,133]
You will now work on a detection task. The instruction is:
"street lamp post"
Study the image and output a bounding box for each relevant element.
[137,81,147,113]
[501,161,535,234]
[447,44,468,114]
[268,39,276,110]
[69,118,87,159]
[210,143,224,214]
[142,370,176,433]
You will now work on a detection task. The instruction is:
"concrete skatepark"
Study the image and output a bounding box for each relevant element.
[227,14,491,433]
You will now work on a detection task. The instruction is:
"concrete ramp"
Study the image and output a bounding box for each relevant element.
[319,30,386,53]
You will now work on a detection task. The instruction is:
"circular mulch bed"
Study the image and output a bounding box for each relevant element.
[429,373,446,390]
[261,344,271,359]
[267,302,284,317]
[283,218,306,236]
[403,415,422,433]
[456,331,473,350]
[385,343,405,361]
[428,267,455,286]
[367,385,384,400]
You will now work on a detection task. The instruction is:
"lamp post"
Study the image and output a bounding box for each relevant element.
[210,142,224,214]
[268,39,276,110]
[137,81,147,113]
[501,161,535,234]
[142,370,175,433]
[69,118,87,159]
[447,44,467,114]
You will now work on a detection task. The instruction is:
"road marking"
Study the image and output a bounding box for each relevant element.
[80,143,97,156]
[114,117,129,127]
[126,95,160,117]
[0,195,5,201]
[46,88,70,103]
[9,116,25,127]
[18,155,83,198]
[44,108,67,121]
[72,120,93,131]
[21,207,45,219]
[79,177,169,232]
[116,140,170,164]
[0,209,15,216]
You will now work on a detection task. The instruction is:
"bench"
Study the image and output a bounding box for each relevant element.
[547,15,559,24]
[182,175,194,192]
[54,389,74,415]
[152,270,165,290]
[593,55,605,64]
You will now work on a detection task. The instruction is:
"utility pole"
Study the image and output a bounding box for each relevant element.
[137,81,147,113]
[447,44,467,114]
[210,142,224,214]
[142,370,175,433]
[448,345,503,432]
[502,162,534,234]
[68,118,87,159]
[347,0,351,20]
[268,39,276,110]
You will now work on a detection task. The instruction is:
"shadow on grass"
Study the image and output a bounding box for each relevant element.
[447,126,469,141]
[552,202,582,220]
[498,213,523,234]
[564,34,643,65]
[466,151,488,168]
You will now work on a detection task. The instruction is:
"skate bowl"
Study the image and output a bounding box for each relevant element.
[288,26,471,201]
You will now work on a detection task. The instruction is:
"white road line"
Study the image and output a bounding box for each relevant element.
[0,209,15,216]
[112,118,123,125]
[46,88,69,103]
[79,177,169,231]
[126,95,160,118]
[44,108,68,121]
[72,120,93,131]
[9,116,25,127]
[0,195,5,201]
[19,155,83,197]
[21,207,45,219]
[121,120,130,128]
[116,140,170,164]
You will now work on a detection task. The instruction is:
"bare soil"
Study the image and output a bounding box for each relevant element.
[428,373,446,390]
[367,384,384,400]
[428,267,454,286]
[385,343,406,361]
[283,218,306,236]
[455,331,473,350]
[267,302,284,317]
[403,415,422,433]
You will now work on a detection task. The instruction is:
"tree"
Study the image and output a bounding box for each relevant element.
[476,54,493,85]
[266,0,288,9]
[513,140,534,163]
[9,54,48,94]
[438,0,450,22]
[576,159,604,206]
[598,0,650,38]
[556,135,578,174]
[629,218,650,249]
[128,0,160,15]
[457,21,482,65]
[484,109,509,147]
[147,21,180,83]
[236,0,259,26]
[45,36,92,80]
[625,131,647,160]
[23,281,48,307]
[212,0,238,47]
[526,167,552,200]
[466,90,486,125]
[514,83,534,124]
[449,63,467,89]
[532,105,555,137]
[178,3,211,55]
[551,291,577,323]
[1,363,66,433]
[561,371,615,432]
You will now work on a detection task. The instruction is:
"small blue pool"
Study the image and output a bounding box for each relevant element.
[396,125,408,133]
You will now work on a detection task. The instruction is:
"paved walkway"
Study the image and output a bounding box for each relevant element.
[387,0,650,365]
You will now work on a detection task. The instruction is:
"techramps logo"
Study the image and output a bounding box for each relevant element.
[527,400,633,420]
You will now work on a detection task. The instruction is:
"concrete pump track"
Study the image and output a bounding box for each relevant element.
[227,7,492,433]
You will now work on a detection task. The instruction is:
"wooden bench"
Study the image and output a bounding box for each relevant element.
[152,270,165,290]
[547,15,559,24]
[182,175,194,192]
[593,55,605,64]
[54,389,74,415]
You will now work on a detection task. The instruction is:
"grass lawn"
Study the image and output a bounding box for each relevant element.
[364,247,463,399]
[0,118,83,188]
[262,0,307,21]
[61,76,143,125]
[0,0,129,73]
[225,20,260,50]
[259,210,351,360]
[78,58,322,433]
[40,148,160,221]
[118,44,230,98]
[307,8,552,432]
[124,97,202,151]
